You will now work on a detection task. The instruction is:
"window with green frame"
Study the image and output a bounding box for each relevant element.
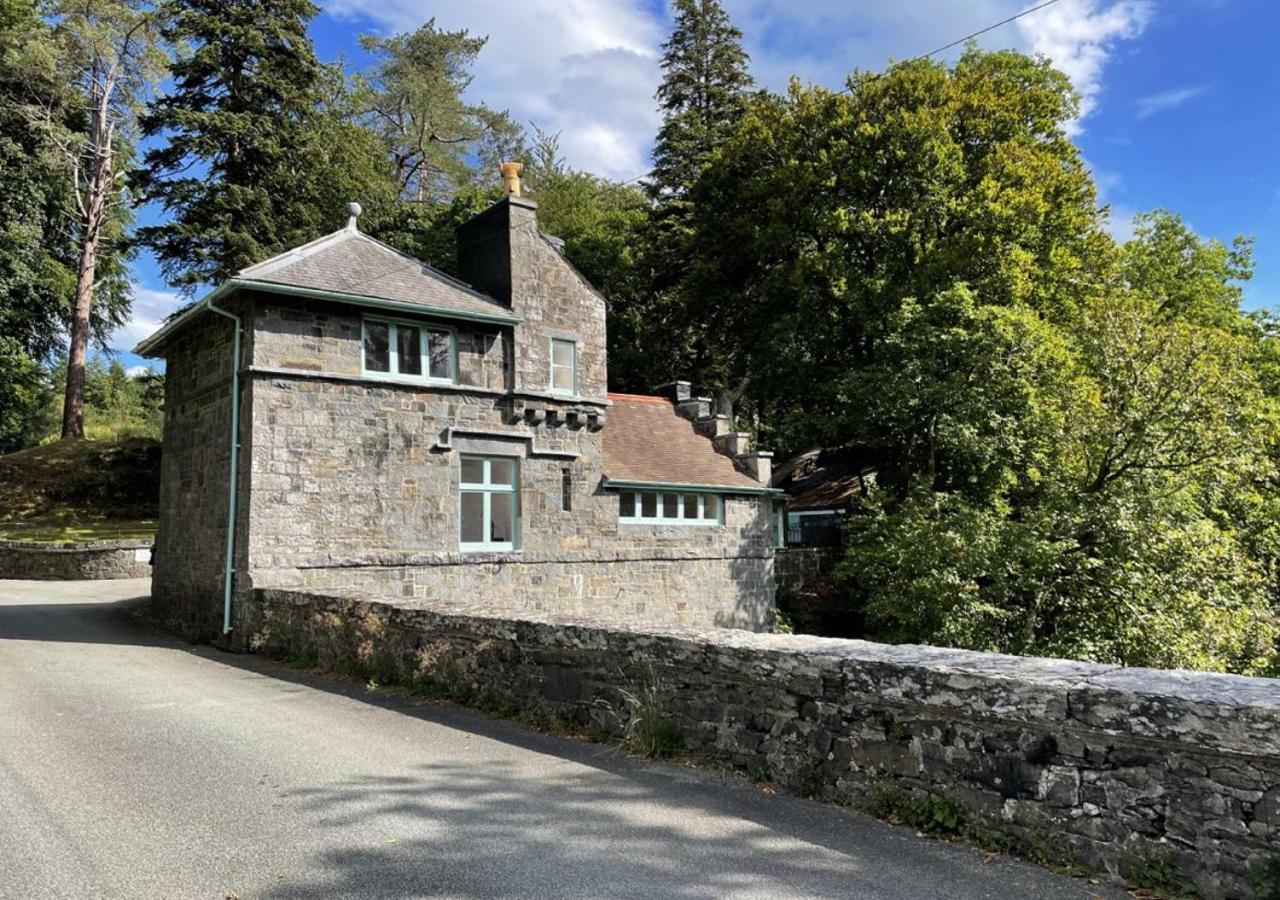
[618,490,721,525]
[362,318,455,382]
[460,455,519,551]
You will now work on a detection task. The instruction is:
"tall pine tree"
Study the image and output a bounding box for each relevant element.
[608,0,752,401]
[136,0,395,291]
[648,0,753,209]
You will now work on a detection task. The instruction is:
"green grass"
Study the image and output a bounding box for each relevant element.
[0,437,160,542]
[0,518,156,543]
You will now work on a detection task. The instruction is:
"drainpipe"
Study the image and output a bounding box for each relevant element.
[206,296,242,635]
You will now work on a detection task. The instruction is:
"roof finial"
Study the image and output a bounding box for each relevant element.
[500,161,523,198]
[345,201,362,231]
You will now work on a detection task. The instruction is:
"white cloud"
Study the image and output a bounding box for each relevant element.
[318,0,1150,177]
[111,284,184,354]
[125,364,153,378]
[321,0,663,179]
[1136,85,1206,119]
[1016,0,1152,134]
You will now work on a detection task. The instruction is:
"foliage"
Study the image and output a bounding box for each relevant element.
[617,667,683,758]
[354,19,523,202]
[135,0,398,291]
[32,355,164,443]
[0,338,54,454]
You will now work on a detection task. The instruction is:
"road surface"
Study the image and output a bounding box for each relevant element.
[0,579,1122,899]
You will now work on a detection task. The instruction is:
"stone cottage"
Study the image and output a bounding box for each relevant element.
[135,169,780,645]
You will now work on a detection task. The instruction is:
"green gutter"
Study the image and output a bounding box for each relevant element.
[133,278,520,357]
[204,297,242,635]
[603,477,784,497]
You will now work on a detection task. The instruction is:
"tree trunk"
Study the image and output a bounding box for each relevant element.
[61,94,114,441]
[61,234,97,439]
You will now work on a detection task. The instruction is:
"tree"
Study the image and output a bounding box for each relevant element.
[42,0,161,439]
[605,0,752,399]
[354,20,524,203]
[680,49,1110,443]
[648,0,753,206]
[136,0,397,291]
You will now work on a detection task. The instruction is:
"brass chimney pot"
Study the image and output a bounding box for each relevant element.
[500,161,524,198]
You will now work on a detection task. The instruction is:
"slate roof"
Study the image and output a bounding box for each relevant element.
[238,227,517,322]
[603,393,763,491]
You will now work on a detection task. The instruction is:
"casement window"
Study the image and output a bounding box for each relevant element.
[362,318,455,382]
[459,455,519,551]
[618,490,722,525]
[550,338,577,396]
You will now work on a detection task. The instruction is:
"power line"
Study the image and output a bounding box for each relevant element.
[609,0,1066,187]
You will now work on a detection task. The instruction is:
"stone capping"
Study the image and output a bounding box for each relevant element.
[257,587,1280,759]
[0,537,153,551]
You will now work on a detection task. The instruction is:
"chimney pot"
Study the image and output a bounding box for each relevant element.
[500,161,524,198]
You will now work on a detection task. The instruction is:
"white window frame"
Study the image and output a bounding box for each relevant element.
[459,455,519,552]
[549,338,577,396]
[618,490,723,526]
[362,317,457,384]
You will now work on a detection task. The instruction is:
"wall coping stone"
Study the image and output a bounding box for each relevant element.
[0,538,153,552]
[258,587,1280,758]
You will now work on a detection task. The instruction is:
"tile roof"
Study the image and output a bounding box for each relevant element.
[603,393,763,491]
[238,228,517,322]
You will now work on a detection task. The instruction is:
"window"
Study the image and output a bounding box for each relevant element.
[550,338,576,395]
[618,490,722,525]
[460,455,518,551]
[561,467,573,512]
[362,318,455,382]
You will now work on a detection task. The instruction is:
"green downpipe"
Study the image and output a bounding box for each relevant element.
[206,297,242,635]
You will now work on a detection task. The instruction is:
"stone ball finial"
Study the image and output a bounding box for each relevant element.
[345,201,362,230]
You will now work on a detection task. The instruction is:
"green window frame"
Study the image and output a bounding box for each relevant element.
[618,490,722,526]
[550,338,577,396]
[362,317,456,383]
[459,455,519,551]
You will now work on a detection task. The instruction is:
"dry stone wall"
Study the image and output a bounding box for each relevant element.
[256,588,1280,900]
[0,539,152,580]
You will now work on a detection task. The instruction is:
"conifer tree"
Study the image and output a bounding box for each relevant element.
[136,0,395,291]
[648,0,753,207]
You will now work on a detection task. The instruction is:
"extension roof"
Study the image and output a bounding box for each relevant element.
[134,225,517,357]
[772,447,876,510]
[602,393,767,493]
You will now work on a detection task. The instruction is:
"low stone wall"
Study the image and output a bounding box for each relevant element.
[0,539,153,580]
[254,588,1280,899]
[774,547,842,593]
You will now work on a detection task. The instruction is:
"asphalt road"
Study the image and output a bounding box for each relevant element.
[0,579,1125,900]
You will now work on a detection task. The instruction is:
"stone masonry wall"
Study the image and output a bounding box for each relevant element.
[0,539,152,580]
[151,309,247,642]
[255,588,1280,900]
[774,547,842,594]
[241,303,776,630]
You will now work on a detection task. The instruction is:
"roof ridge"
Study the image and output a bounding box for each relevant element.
[238,227,357,277]
[606,392,671,404]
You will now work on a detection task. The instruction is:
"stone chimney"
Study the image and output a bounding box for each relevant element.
[456,162,607,399]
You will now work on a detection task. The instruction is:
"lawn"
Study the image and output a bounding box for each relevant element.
[0,517,157,543]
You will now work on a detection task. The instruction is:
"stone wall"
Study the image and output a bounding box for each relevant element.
[774,547,842,594]
[0,539,152,580]
[255,588,1280,900]
[151,309,248,642]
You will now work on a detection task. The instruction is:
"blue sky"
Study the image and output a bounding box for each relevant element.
[116,0,1280,373]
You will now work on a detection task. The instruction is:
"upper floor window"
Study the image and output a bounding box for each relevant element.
[550,338,576,396]
[363,318,455,382]
[618,490,721,526]
[460,455,519,551]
